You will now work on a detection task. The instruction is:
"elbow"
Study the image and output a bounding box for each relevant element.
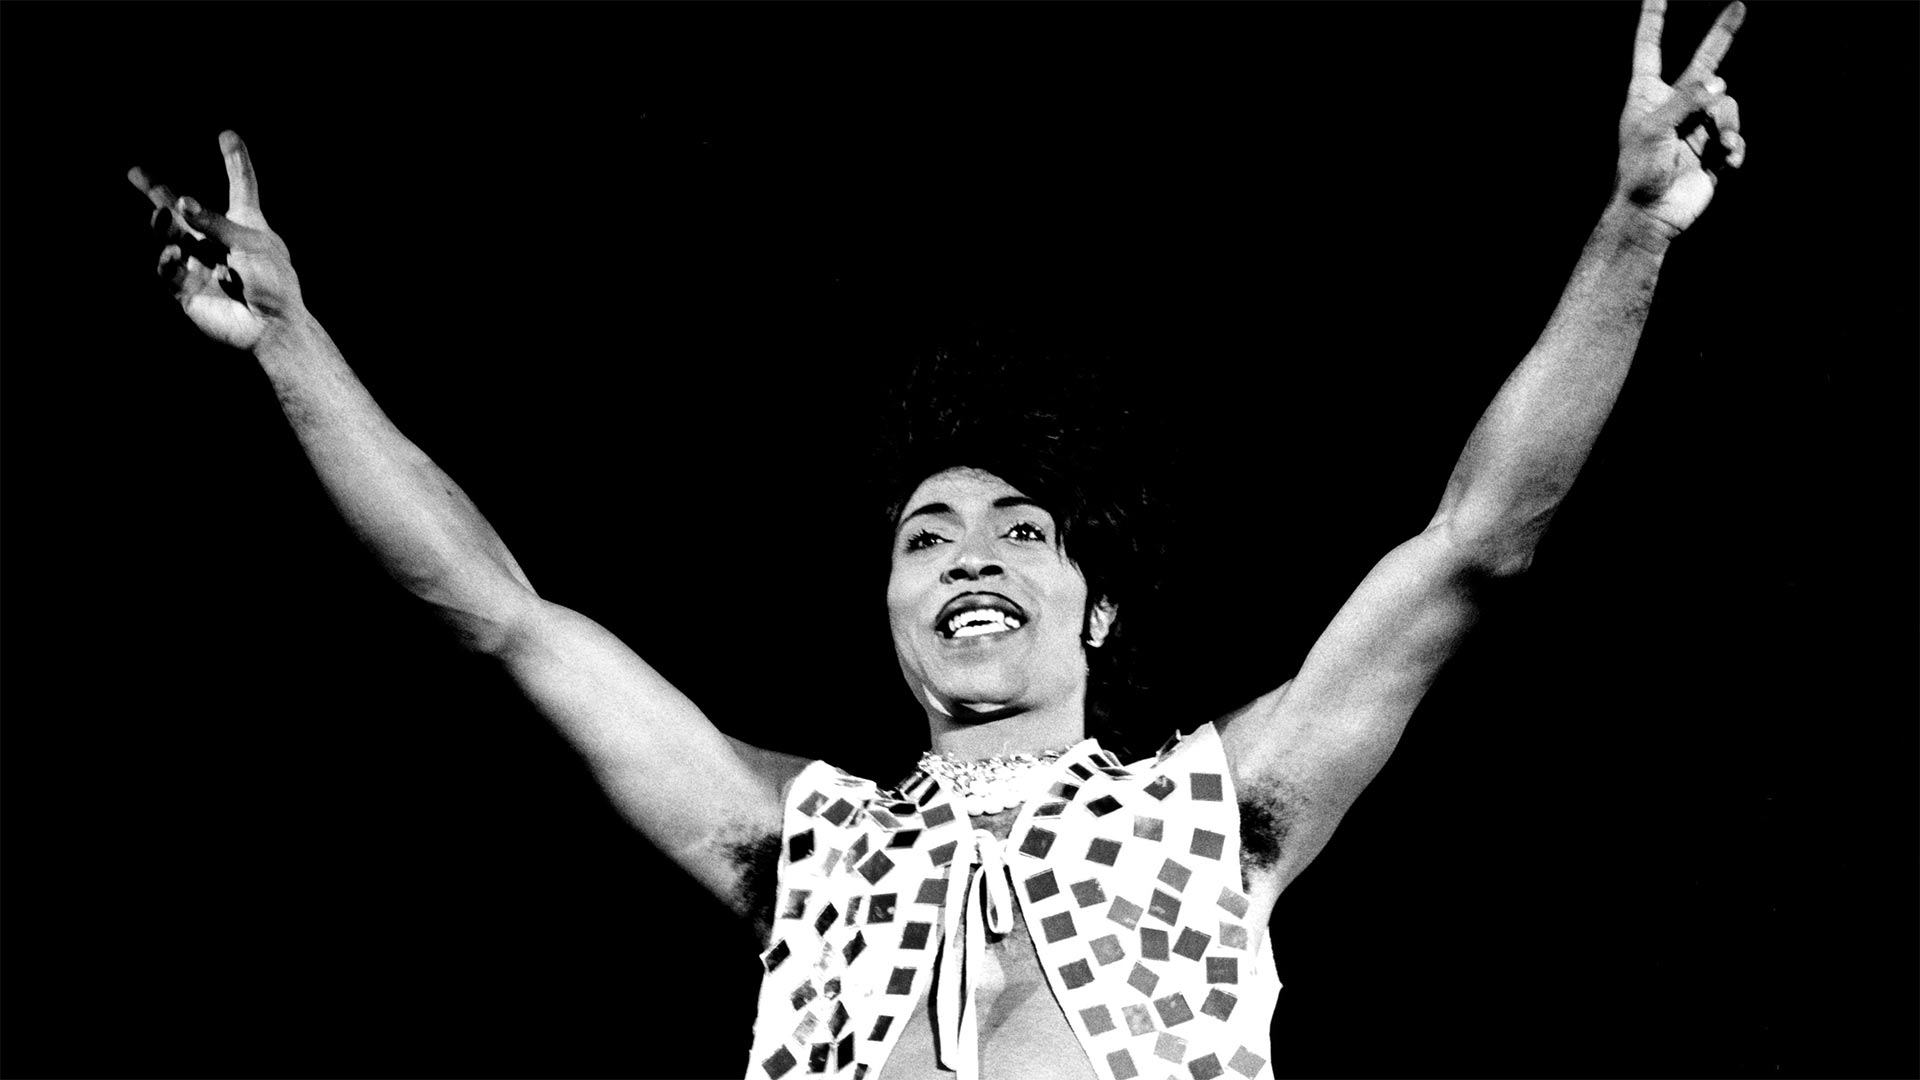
[412,572,542,657]
[1436,497,1552,581]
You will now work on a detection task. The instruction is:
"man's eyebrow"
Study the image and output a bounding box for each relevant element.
[894,497,1051,535]
[896,502,955,532]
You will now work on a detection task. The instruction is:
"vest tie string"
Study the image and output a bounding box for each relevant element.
[934,827,1013,1080]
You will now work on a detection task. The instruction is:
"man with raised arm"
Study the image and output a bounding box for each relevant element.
[129,3,1744,1077]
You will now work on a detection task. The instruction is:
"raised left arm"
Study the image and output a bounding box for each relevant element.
[1222,0,1746,896]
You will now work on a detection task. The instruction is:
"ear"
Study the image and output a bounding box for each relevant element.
[1085,597,1119,649]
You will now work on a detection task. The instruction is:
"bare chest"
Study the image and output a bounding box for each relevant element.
[879,902,1098,1080]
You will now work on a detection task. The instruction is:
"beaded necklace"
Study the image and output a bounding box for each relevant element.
[914,746,1075,816]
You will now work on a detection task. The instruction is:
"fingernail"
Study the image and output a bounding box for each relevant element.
[179,195,201,215]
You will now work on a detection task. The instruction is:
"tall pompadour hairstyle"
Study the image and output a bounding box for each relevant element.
[874,337,1166,759]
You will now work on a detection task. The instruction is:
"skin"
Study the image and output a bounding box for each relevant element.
[128,0,1745,1067]
[887,467,1116,762]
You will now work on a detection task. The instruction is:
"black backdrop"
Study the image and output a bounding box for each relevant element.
[4,3,1914,1077]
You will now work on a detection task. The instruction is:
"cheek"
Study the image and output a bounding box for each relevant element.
[885,569,919,632]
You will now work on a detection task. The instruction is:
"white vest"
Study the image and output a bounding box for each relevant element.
[746,724,1280,1080]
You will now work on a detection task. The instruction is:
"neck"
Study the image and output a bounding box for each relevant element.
[923,689,1087,761]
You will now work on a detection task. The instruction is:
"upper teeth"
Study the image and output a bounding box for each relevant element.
[946,610,1024,637]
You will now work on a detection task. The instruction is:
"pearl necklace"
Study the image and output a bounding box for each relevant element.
[916,747,1072,816]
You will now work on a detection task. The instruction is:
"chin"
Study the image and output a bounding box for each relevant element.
[927,671,1023,711]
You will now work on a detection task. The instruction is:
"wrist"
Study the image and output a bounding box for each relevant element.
[1599,195,1676,259]
[251,308,328,364]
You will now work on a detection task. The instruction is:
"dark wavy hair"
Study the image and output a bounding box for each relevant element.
[873,337,1166,760]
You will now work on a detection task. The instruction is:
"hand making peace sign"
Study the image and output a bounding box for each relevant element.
[128,131,304,351]
[1617,0,1746,237]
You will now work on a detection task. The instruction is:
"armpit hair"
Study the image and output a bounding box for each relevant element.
[727,829,783,945]
[1238,786,1303,891]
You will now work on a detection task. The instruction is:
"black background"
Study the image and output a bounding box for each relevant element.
[4,3,1914,1077]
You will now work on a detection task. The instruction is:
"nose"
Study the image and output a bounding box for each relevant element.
[939,549,1004,585]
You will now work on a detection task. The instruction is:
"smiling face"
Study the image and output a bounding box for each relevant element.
[887,467,1115,723]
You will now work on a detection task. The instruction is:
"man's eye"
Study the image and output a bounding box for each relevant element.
[904,530,948,552]
[1006,522,1048,542]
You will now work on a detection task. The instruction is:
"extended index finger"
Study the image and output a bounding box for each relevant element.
[1680,1,1745,82]
[220,130,261,216]
[1633,0,1666,80]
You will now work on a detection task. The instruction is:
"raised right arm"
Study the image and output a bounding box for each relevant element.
[131,133,801,925]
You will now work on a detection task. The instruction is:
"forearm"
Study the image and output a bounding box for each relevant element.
[1434,197,1671,574]
[253,313,535,646]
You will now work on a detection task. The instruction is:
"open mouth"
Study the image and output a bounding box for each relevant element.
[933,592,1029,640]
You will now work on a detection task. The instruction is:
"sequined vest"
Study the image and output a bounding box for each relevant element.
[746,724,1280,1080]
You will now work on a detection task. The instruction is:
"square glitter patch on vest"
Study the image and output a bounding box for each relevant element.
[1218,921,1249,950]
[1157,858,1192,892]
[1089,933,1126,966]
[1153,992,1194,1027]
[926,840,958,867]
[1143,775,1177,800]
[899,921,932,950]
[780,889,811,920]
[916,877,947,905]
[1173,927,1211,961]
[796,791,827,817]
[1025,870,1061,903]
[1107,1049,1140,1080]
[1140,927,1169,961]
[857,851,896,885]
[1190,828,1226,861]
[1086,794,1124,817]
[1190,1052,1225,1080]
[867,893,897,923]
[1041,911,1078,943]
[1127,962,1160,996]
[1080,1004,1115,1035]
[1087,838,1122,866]
[922,802,957,829]
[1217,887,1250,919]
[1148,889,1182,925]
[1020,827,1058,859]
[762,1045,798,1078]
[867,1015,894,1041]
[1188,772,1224,801]
[1133,815,1165,841]
[761,938,791,972]
[822,798,856,825]
[1201,988,1238,1022]
[1122,1002,1156,1035]
[788,828,815,863]
[1059,958,1095,989]
[1206,956,1239,984]
[1154,1031,1189,1064]
[1106,896,1144,930]
[885,967,916,995]
[1070,878,1107,908]
[1228,1046,1267,1077]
